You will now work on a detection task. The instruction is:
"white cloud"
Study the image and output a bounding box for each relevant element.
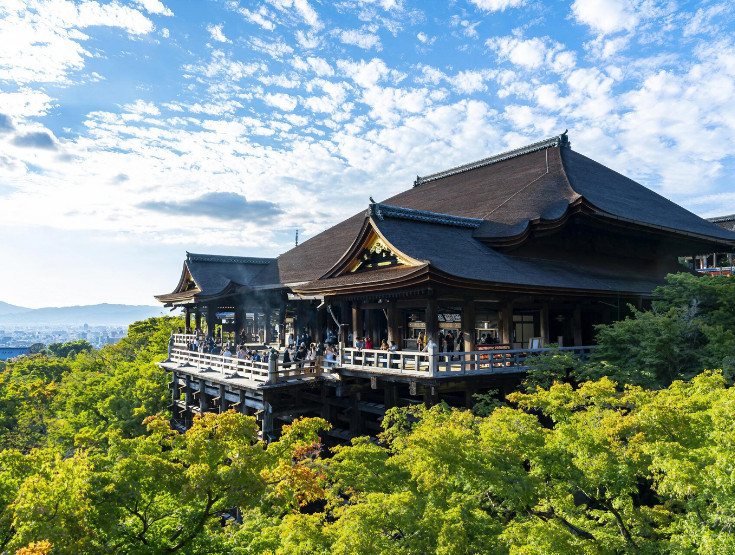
[570,0,674,36]
[266,0,323,30]
[468,0,527,12]
[0,0,153,85]
[417,32,436,45]
[160,27,170,38]
[263,93,298,111]
[683,3,732,37]
[124,100,160,116]
[450,16,481,39]
[133,0,173,16]
[487,35,576,72]
[250,37,294,58]
[450,70,494,94]
[338,29,382,50]
[184,50,265,80]
[238,6,277,30]
[207,23,231,43]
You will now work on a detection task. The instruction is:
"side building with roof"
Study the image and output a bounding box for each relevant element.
[155,132,735,440]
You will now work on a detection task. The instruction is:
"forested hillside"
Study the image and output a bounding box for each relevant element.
[1,273,734,554]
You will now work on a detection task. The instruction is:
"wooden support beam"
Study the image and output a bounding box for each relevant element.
[540,303,549,346]
[387,302,399,345]
[425,298,438,345]
[352,302,363,347]
[501,301,513,345]
[461,300,475,352]
[572,304,582,347]
[219,384,226,413]
[199,380,207,413]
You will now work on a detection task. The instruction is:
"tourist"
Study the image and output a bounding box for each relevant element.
[438,330,445,353]
[422,335,437,352]
[446,331,455,360]
[456,332,464,352]
[237,346,245,359]
[355,336,365,349]
[288,333,294,348]
[325,345,335,362]
[364,336,373,350]
[222,345,232,357]
[282,348,292,369]
[316,341,325,357]
[307,343,317,361]
[252,350,261,362]
[417,331,425,351]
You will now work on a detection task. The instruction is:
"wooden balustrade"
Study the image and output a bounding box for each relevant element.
[168,345,596,383]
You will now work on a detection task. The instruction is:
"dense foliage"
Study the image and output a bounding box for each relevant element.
[526,273,735,390]
[0,273,733,553]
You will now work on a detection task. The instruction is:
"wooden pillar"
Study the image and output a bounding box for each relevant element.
[387,303,399,345]
[425,299,438,345]
[278,297,287,347]
[264,309,272,344]
[384,385,398,409]
[199,380,207,413]
[349,393,362,436]
[352,302,363,347]
[340,300,350,344]
[195,307,202,333]
[540,303,549,346]
[423,385,439,407]
[461,300,475,352]
[296,301,306,337]
[219,384,226,413]
[238,389,247,415]
[501,302,513,345]
[262,402,274,441]
[185,375,193,407]
[205,305,217,339]
[572,304,582,347]
[184,308,191,334]
[315,307,326,343]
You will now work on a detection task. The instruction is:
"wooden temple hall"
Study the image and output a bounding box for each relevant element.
[155,132,735,442]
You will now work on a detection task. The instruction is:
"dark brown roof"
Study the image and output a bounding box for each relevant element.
[155,253,276,303]
[251,136,735,288]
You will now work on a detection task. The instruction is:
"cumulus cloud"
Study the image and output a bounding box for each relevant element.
[0,0,154,84]
[570,0,674,36]
[263,93,298,111]
[123,100,160,116]
[266,0,322,30]
[12,131,57,149]
[238,6,276,30]
[486,35,576,72]
[338,29,382,50]
[0,114,15,134]
[133,0,173,16]
[250,37,294,58]
[138,192,284,222]
[468,0,528,11]
[207,23,231,43]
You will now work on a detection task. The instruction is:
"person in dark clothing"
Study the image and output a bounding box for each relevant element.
[457,332,464,352]
[282,349,291,368]
[445,331,455,360]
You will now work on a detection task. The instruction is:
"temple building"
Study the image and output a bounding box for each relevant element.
[155,132,735,440]
[156,132,735,350]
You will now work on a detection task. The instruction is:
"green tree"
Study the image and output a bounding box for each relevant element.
[47,340,94,359]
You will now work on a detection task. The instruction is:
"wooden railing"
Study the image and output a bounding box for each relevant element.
[340,346,595,377]
[169,348,327,384]
[167,344,596,382]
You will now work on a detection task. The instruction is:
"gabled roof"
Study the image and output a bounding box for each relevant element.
[155,252,276,304]
[252,133,735,289]
[159,133,735,303]
[294,216,679,296]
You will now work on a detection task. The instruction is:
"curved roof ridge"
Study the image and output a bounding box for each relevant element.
[368,203,483,228]
[186,252,275,264]
[414,131,570,187]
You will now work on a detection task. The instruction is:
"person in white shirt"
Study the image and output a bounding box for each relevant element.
[422,336,437,352]
[222,345,232,357]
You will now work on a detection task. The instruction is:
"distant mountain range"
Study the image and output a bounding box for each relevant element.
[0,301,33,317]
[0,303,167,325]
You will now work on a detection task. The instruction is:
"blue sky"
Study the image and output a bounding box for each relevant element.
[1,0,734,307]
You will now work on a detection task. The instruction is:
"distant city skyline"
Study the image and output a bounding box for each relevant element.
[1,0,734,308]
